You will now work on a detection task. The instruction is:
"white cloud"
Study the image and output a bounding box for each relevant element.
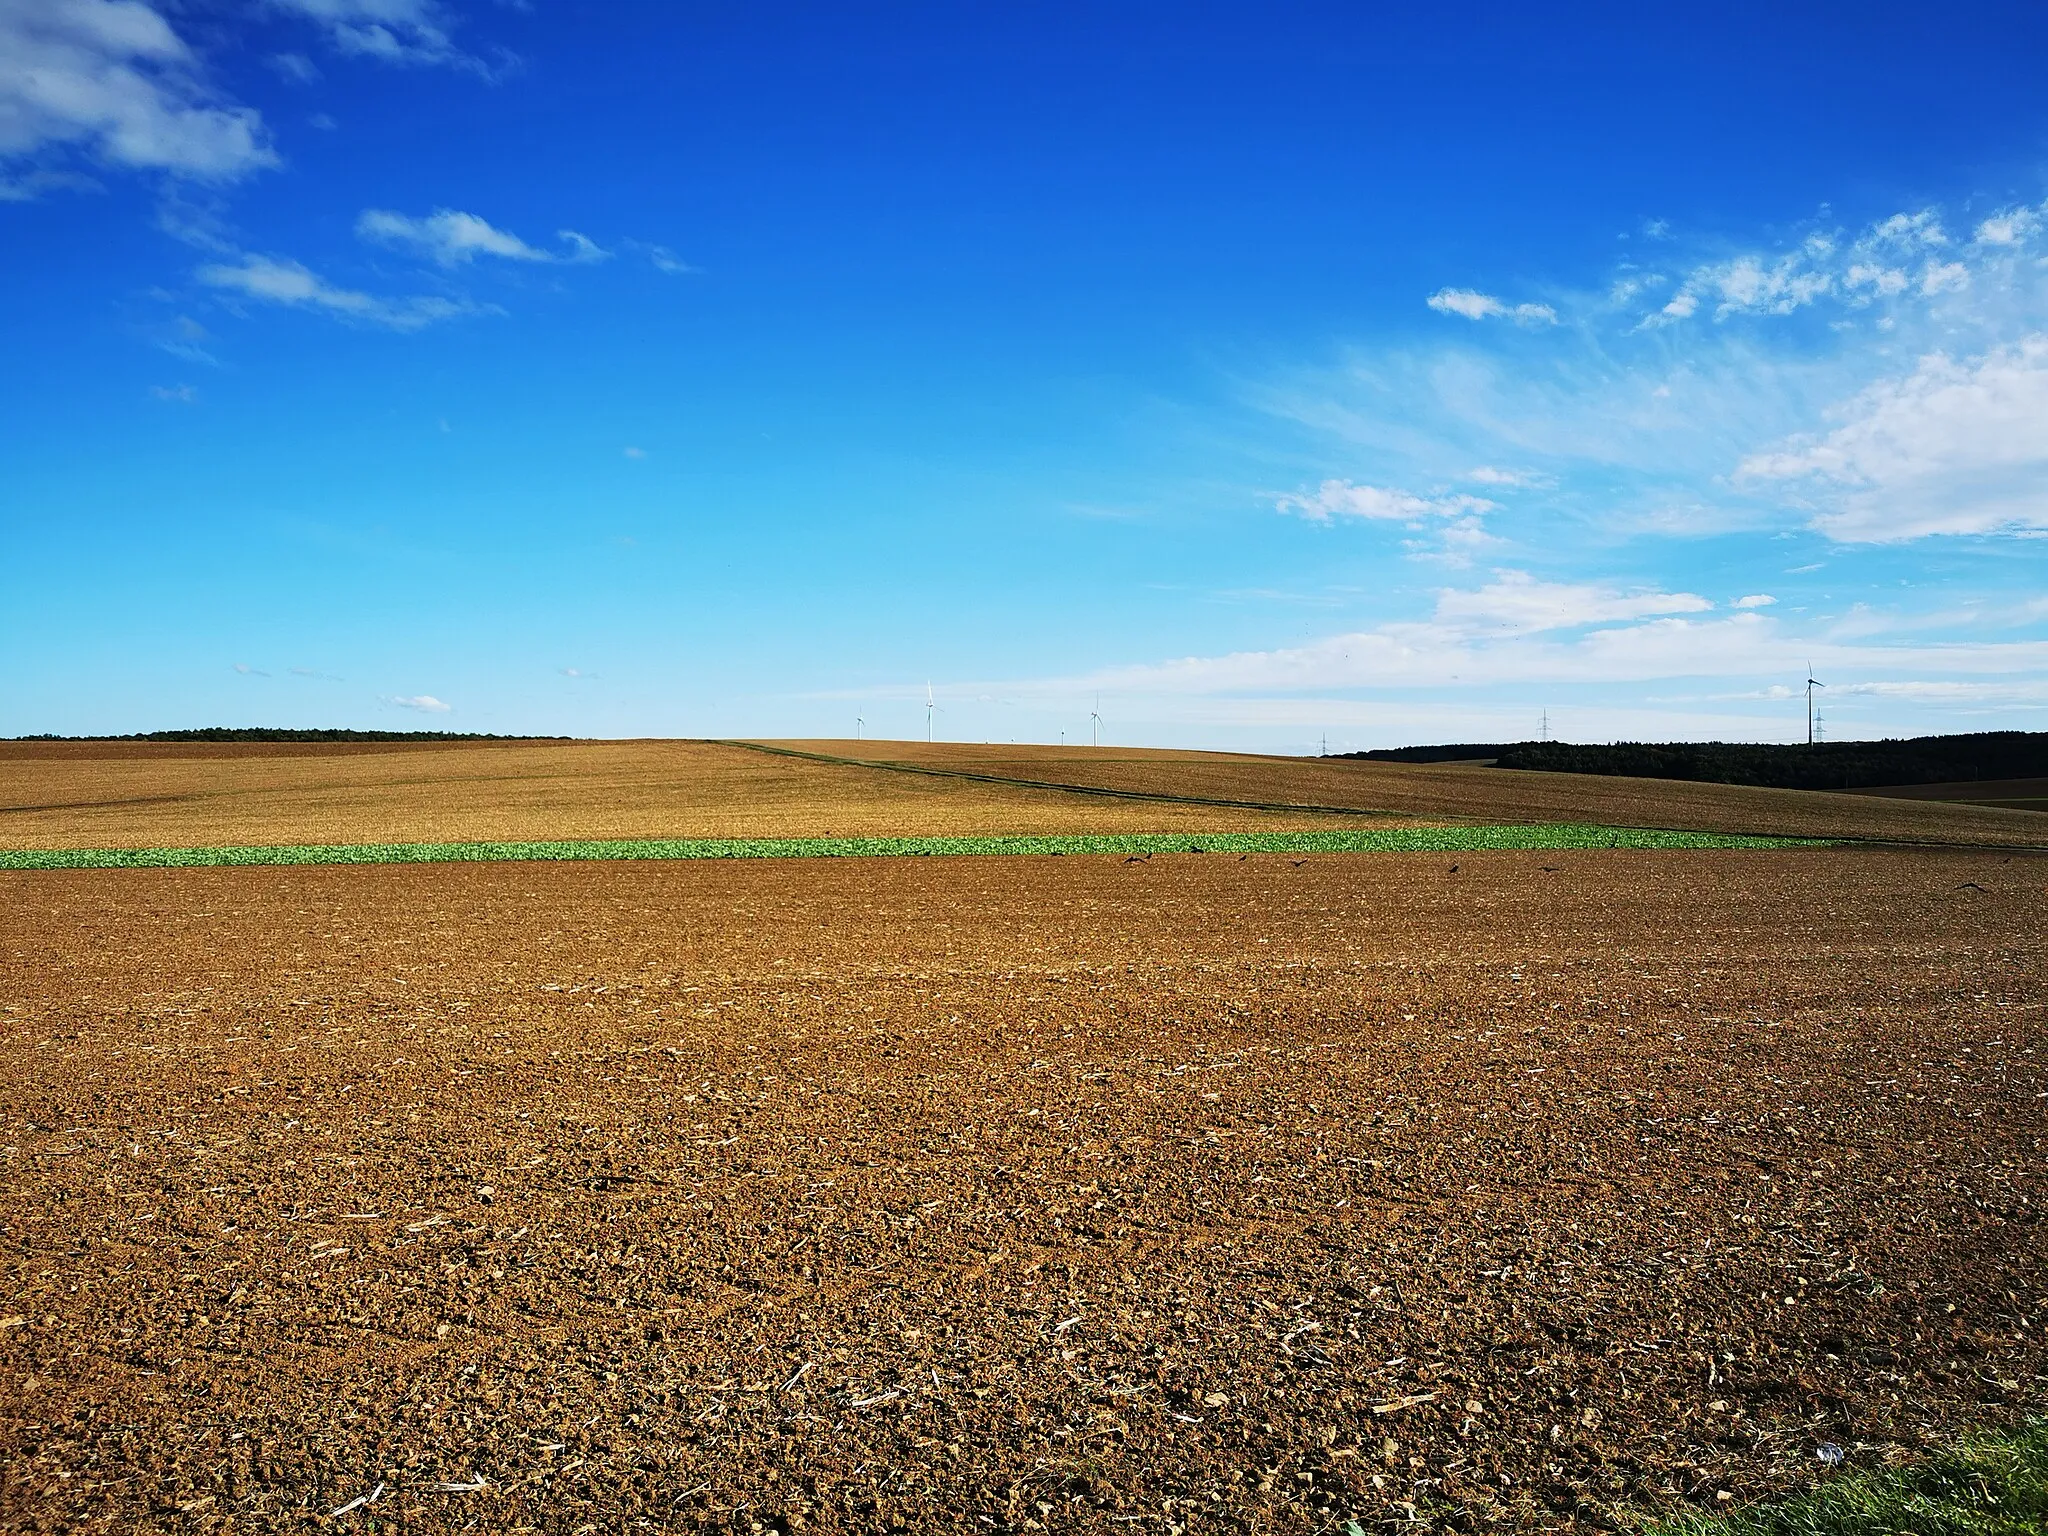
[640,243,694,275]
[1262,190,2048,549]
[1830,678,2048,707]
[267,0,475,70]
[1666,248,1835,321]
[0,0,275,186]
[150,312,216,364]
[1427,288,1557,325]
[1844,262,1908,297]
[1428,288,1502,320]
[196,253,473,330]
[148,382,195,402]
[1026,602,2048,703]
[1646,205,2039,329]
[1278,479,1496,522]
[391,693,451,712]
[1919,260,1969,296]
[1975,205,2043,247]
[1739,336,2048,540]
[622,446,645,459]
[356,207,606,267]
[1429,571,1711,638]
[1865,210,1948,249]
[1426,515,1500,567]
[1731,593,1775,608]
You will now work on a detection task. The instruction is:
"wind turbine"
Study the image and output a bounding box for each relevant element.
[1805,665,1825,745]
[926,682,936,743]
[855,714,863,742]
[1090,694,1103,748]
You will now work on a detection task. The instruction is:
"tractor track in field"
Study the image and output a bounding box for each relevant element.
[715,739,1425,821]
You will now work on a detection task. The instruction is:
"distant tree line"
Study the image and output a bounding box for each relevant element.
[1345,730,2048,790]
[9,728,562,742]
[1342,743,1519,764]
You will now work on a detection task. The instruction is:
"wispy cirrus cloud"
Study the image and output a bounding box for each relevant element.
[1255,194,2048,550]
[265,0,494,73]
[1426,288,1557,325]
[1643,203,2044,326]
[1428,571,1709,638]
[1277,480,1496,522]
[356,207,607,266]
[196,253,476,330]
[1023,592,2048,702]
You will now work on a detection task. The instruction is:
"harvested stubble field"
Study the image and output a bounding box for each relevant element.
[0,740,1398,856]
[770,742,2048,849]
[2,740,2045,1535]
[4,737,2044,854]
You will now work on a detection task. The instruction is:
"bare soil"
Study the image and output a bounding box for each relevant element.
[1845,777,2048,814]
[3,847,2044,1534]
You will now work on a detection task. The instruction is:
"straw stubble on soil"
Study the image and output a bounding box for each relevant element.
[0,741,1405,855]
[6,738,2042,854]
[3,847,2045,1533]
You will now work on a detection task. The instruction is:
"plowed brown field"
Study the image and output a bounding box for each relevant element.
[4,845,2044,1534]
[7,738,2044,853]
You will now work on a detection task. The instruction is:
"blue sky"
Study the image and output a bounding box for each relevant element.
[5,1,2047,751]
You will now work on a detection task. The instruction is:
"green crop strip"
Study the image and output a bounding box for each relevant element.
[0,825,1824,871]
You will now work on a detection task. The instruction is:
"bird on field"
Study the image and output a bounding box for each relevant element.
[1124,854,1150,864]
[1957,881,1985,891]
[1541,865,1559,872]
[1290,859,1308,867]
[1448,864,1459,874]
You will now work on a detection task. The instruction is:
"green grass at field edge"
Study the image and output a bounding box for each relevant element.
[1634,1418,2048,1536]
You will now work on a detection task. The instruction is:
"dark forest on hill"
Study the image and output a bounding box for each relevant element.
[1344,731,2048,791]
